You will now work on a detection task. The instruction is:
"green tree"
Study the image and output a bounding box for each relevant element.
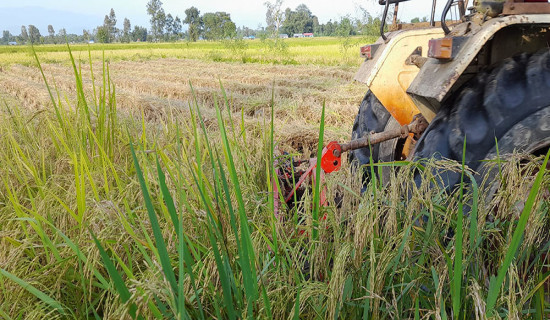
[83,29,90,41]
[27,25,41,44]
[202,12,236,40]
[20,26,28,43]
[57,28,66,42]
[355,7,382,37]
[165,13,174,40]
[47,25,55,44]
[132,25,148,42]
[109,8,117,38]
[336,17,353,37]
[411,17,420,23]
[103,9,117,42]
[282,4,316,35]
[2,30,10,44]
[173,16,182,36]
[184,6,201,41]
[264,0,285,37]
[95,26,110,43]
[122,18,131,42]
[146,0,166,40]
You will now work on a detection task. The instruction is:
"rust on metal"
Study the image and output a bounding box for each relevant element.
[503,0,550,14]
[339,114,428,154]
[428,38,453,59]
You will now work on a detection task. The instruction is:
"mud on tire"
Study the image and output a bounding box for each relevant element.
[413,50,550,186]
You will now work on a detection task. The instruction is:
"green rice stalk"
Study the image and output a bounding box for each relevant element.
[0,268,67,316]
[486,148,550,315]
[312,101,326,241]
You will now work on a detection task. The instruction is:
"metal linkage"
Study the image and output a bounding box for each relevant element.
[334,114,428,158]
[273,114,429,215]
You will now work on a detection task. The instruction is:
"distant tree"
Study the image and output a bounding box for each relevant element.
[109,8,118,40]
[324,20,335,35]
[165,13,174,36]
[58,28,67,40]
[184,6,201,41]
[132,25,148,42]
[237,26,256,38]
[173,16,183,36]
[336,17,353,37]
[264,0,285,37]
[2,30,11,44]
[146,0,166,40]
[95,26,110,43]
[20,26,28,43]
[223,20,237,39]
[410,17,420,23]
[28,25,41,44]
[296,4,315,32]
[202,12,236,40]
[312,16,319,34]
[47,25,55,44]
[83,29,91,41]
[282,4,316,35]
[102,9,117,42]
[109,8,117,28]
[122,18,131,42]
[354,6,382,37]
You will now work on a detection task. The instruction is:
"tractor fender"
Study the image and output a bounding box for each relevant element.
[354,28,444,126]
[407,14,550,121]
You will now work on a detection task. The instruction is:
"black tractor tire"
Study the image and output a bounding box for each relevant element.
[349,91,403,173]
[413,50,550,187]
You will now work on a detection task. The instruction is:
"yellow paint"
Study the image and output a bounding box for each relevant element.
[368,28,444,125]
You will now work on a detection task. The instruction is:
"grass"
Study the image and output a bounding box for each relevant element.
[0,45,549,319]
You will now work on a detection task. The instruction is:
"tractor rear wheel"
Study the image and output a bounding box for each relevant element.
[413,50,550,186]
[349,91,405,184]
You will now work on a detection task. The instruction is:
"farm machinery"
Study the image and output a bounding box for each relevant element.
[276,0,550,205]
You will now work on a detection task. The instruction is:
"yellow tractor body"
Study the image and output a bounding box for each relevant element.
[349,0,550,173]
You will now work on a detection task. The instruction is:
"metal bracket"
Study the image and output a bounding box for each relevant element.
[503,0,550,14]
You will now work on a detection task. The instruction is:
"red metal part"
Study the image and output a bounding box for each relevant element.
[321,141,342,173]
[284,158,318,203]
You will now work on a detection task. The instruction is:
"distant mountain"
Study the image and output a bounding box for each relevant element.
[0,6,101,35]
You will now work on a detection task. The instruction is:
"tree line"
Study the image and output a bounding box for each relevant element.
[0,0,426,45]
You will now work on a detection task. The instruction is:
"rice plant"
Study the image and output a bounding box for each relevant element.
[0,46,548,319]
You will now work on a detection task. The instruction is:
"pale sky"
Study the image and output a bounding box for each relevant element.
[0,0,445,35]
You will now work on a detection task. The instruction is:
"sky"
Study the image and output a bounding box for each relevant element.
[0,0,445,35]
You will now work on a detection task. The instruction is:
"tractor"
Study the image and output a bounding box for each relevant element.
[276,0,550,207]
[348,0,550,187]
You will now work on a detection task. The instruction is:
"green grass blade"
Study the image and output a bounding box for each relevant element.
[215,99,259,311]
[486,148,550,315]
[91,233,140,319]
[129,139,179,307]
[0,268,66,316]
[452,137,466,319]
[312,101,326,241]
[156,157,180,237]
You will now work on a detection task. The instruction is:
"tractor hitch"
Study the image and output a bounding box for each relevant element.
[274,114,428,214]
[327,114,428,167]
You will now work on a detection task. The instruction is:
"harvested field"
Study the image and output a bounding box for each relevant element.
[0,58,365,152]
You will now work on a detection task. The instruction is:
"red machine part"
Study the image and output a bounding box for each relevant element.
[321,141,342,173]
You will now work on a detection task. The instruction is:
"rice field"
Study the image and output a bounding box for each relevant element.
[0,37,372,67]
[0,40,549,319]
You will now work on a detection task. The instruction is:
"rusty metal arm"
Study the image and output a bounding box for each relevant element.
[334,114,428,157]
